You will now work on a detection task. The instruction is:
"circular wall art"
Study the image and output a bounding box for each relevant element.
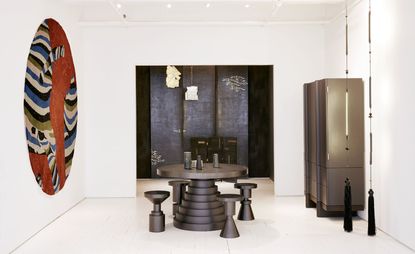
[24,18,77,195]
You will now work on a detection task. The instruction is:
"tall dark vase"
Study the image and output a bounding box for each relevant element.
[343,178,353,232]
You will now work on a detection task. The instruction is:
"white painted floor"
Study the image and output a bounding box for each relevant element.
[15,179,414,254]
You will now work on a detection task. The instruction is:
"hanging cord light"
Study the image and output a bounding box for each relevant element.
[190,66,193,86]
[343,0,353,233]
[368,0,376,236]
[345,0,350,150]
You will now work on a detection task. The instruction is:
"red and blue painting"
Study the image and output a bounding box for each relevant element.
[24,18,77,195]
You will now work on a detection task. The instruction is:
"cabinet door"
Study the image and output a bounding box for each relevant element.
[308,82,318,164]
[347,79,364,167]
[150,66,183,177]
[325,79,348,168]
[304,83,309,162]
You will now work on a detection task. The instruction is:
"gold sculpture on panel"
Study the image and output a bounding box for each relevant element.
[166,65,181,88]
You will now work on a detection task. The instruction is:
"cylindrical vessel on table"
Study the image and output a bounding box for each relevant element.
[196,155,203,170]
[184,151,192,170]
[213,153,220,168]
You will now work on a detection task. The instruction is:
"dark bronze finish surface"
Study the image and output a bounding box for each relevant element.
[187,185,218,195]
[158,164,246,231]
[304,78,365,216]
[217,194,243,238]
[144,190,170,232]
[235,183,257,221]
[190,137,209,161]
[190,136,238,163]
[168,180,189,216]
[157,163,247,179]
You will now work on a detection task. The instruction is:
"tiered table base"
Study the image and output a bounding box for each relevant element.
[173,179,225,231]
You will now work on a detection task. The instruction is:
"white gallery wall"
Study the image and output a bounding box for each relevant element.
[0,0,86,253]
[325,0,415,250]
[81,24,325,197]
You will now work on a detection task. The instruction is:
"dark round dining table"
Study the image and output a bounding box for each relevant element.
[157,163,247,231]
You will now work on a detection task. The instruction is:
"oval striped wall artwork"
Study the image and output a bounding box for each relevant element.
[24,19,77,195]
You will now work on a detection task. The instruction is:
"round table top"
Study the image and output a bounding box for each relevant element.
[157,163,247,180]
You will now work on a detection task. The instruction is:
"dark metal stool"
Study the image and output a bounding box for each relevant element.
[217,194,243,238]
[234,183,258,221]
[168,180,190,216]
[144,190,170,232]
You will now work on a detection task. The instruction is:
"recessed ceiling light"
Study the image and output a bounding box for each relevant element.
[244,4,250,8]
[206,3,211,8]
[166,3,172,8]
[116,3,122,9]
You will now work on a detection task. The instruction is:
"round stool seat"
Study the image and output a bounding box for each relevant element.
[144,191,170,204]
[234,183,258,190]
[217,194,242,203]
[168,180,190,186]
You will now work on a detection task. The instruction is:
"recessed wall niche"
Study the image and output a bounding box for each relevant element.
[136,65,273,179]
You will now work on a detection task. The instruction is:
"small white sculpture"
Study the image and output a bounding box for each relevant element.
[166,65,181,88]
[185,86,198,100]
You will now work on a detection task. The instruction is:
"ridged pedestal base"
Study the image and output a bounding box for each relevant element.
[173,179,225,231]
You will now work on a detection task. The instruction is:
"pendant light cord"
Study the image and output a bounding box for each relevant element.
[190,66,193,86]
[345,0,350,149]
[368,0,373,190]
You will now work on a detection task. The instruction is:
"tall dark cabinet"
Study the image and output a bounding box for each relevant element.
[304,78,365,217]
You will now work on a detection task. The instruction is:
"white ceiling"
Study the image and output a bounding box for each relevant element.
[62,0,354,24]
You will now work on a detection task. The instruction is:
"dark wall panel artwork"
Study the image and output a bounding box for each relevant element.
[216,66,249,166]
[24,19,78,195]
[150,66,183,178]
[183,66,216,152]
[136,65,273,179]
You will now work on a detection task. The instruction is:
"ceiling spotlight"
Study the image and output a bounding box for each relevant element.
[206,3,211,8]
[244,4,250,8]
[116,3,122,9]
[166,3,172,8]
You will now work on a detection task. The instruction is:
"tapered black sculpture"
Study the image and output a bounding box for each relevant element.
[368,189,376,235]
[343,178,353,232]
[144,190,170,232]
[217,194,243,238]
[234,183,257,221]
